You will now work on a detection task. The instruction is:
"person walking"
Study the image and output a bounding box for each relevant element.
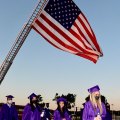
[82,85,106,120]
[22,93,42,120]
[54,97,71,120]
[0,95,18,120]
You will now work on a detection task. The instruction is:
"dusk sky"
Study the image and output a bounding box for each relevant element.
[0,0,120,110]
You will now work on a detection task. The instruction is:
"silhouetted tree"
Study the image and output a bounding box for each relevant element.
[37,94,43,103]
[53,93,59,101]
[85,95,90,102]
[101,95,107,104]
[37,94,45,109]
[53,93,76,109]
[40,102,45,108]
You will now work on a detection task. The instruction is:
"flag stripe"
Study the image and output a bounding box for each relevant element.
[77,53,98,63]
[32,25,61,50]
[40,11,86,53]
[69,28,94,51]
[79,13,94,37]
[80,12,96,39]
[34,17,82,54]
[75,16,98,51]
[33,21,80,54]
[80,13,102,53]
[78,15,99,51]
[70,24,94,51]
[32,0,103,63]
[36,15,82,52]
[71,25,94,50]
[33,23,98,63]
[40,11,100,55]
[32,10,100,62]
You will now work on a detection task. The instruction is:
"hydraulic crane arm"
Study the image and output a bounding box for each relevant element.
[0,0,48,85]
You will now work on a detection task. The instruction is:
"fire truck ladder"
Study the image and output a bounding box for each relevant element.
[0,0,48,85]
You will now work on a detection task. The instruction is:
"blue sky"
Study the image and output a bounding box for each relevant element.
[0,0,120,110]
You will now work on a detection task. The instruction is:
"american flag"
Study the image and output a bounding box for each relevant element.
[32,0,103,63]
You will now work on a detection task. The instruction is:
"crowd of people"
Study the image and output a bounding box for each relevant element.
[0,85,112,120]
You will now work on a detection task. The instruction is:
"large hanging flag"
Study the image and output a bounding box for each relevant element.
[32,0,103,63]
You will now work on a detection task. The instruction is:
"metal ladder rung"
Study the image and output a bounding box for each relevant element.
[0,0,49,84]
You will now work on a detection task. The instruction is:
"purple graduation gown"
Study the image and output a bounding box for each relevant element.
[82,101,106,120]
[22,104,42,120]
[54,109,71,120]
[0,104,18,120]
[106,110,112,120]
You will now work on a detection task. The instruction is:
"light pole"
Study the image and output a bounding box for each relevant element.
[111,104,115,120]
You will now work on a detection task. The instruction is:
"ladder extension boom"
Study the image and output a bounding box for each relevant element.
[0,0,48,84]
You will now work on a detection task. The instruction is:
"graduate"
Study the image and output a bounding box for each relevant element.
[54,97,71,120]
[44,103,51,120]
[41,103,51,120]
[82,85,106,120]
[0,95,18,120]
[105,103,112,120]
[22,93,42,120]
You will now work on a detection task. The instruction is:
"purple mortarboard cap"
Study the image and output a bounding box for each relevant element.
[57,97,67,103]
[28,93,37,100]
[88,85,100,93]
[6,95,14,99]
